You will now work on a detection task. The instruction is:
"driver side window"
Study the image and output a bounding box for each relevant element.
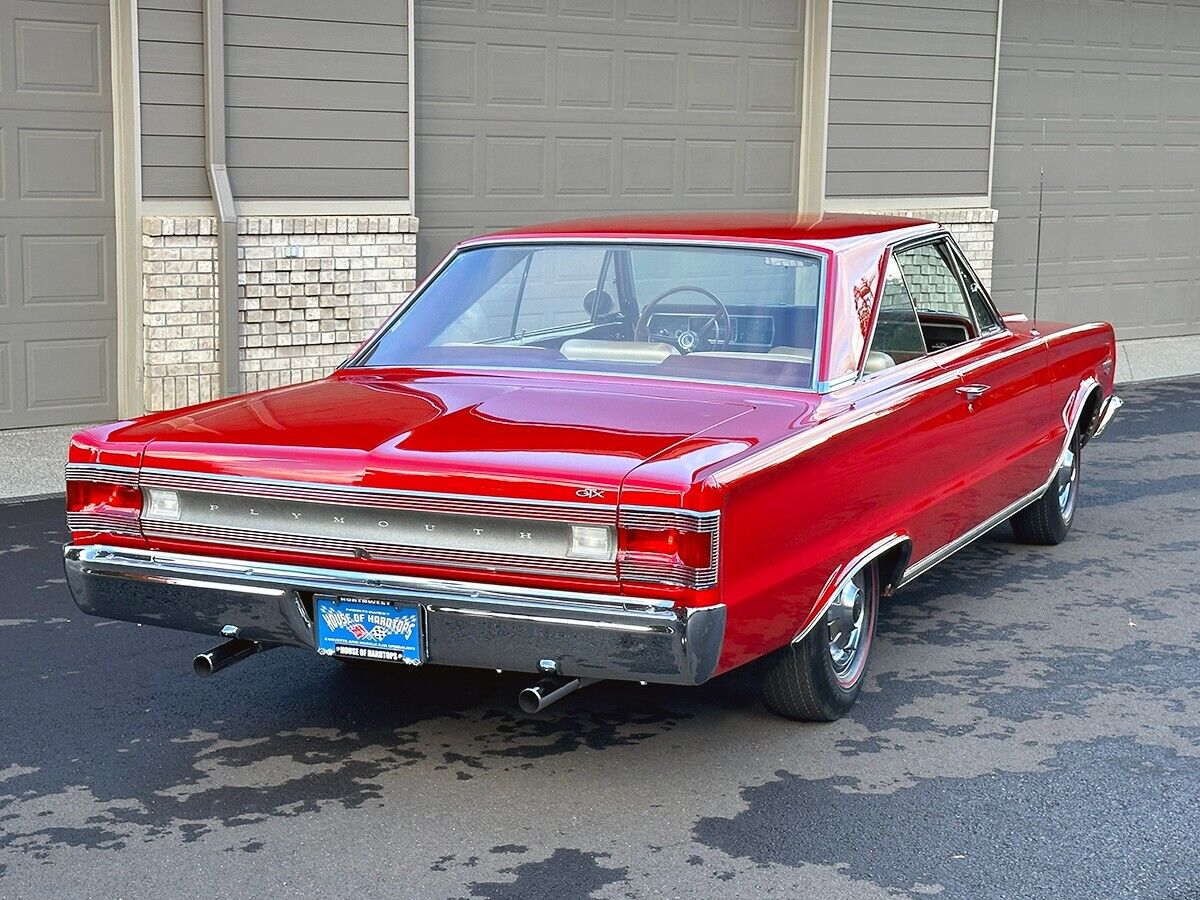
[866,256,927,372]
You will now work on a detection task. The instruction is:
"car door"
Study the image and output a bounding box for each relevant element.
[893,236,1056,531]
[834,253,971,564]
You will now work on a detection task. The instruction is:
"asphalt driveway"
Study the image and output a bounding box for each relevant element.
[0,378,1197,899]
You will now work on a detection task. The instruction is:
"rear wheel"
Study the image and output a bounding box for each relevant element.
[761,562,879,721]
[1011,428,1080,545]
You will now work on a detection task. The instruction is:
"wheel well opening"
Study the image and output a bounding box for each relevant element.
[1079,387,1104,447]
[876,541,912,596]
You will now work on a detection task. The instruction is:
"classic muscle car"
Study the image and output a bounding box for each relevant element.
[64,214,1122,721]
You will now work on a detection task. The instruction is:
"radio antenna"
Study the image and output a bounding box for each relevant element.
[1031,118,1046,336]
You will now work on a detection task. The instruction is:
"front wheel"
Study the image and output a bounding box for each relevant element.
[761,561,879,721]
[1011,428,1080,545]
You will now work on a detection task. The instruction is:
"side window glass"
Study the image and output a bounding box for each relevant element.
[866,256,926,371]
[895,242,973,321]
[949,249,1000,332]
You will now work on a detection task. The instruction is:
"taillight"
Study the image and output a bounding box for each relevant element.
[67,480,142,514]
[622,527,713,569]
[66,479,142,538]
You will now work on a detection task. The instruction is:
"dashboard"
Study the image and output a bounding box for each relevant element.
[647,312,776,351]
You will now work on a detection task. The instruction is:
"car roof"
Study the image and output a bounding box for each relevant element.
[477,212,937,246]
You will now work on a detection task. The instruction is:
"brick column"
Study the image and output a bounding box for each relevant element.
[140,215,418,412]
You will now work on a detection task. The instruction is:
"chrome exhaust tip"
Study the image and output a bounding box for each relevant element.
[193,638,264,677]
[518,676,595,713]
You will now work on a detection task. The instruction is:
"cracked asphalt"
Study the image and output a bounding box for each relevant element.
[0,377,1197,899]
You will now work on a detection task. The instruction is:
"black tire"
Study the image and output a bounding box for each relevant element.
[761,561,879,721]
[1011,428,1081,545]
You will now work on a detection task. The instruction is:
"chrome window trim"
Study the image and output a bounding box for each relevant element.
[853,230,1015,385]
[857,250,928,383]
[343,236,828,394]
[889,232,985,330]
[942,235,1005,336]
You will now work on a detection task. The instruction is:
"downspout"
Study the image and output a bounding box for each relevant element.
[202,0,239,397]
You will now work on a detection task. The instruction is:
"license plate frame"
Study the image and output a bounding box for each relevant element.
[314,595,425,665]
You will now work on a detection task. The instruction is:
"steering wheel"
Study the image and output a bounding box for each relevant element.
[633,285,732,354]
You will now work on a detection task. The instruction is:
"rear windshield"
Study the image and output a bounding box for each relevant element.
[353,242,824,390]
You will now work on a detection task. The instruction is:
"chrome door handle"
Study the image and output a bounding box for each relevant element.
[957,384,990,401]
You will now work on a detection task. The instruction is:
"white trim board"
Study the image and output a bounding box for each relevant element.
[141,200,415,217]
[797,0,833,215]
[823,197,994,212]
[110,0,144,419]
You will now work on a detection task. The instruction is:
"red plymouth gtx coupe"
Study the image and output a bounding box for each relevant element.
[64,214,1122,721]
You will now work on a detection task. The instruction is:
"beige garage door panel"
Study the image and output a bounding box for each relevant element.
[0,0,117,428]
[992,0,1200,340]
[414,0,804,273]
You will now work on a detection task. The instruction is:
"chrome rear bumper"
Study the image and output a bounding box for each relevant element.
[63,545,725,685]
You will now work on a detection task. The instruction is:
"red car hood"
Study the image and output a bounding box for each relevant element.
[114,370,759,503]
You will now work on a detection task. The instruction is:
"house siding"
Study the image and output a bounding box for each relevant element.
[138,0,409,201]
[826,0,1000,199]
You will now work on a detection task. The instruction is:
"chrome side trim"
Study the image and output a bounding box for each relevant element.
[792,533,909,644]
[898,481,1046,587]
[138,467,618,525]
[898,388,1122,587]
[65,463,140,487]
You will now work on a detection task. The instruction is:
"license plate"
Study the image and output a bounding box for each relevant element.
[314,595,424,665]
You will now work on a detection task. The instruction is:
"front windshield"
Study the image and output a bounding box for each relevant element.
[354,242,823,390]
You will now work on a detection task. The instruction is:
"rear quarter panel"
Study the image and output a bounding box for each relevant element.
[703,367,971,674]
[1037,320,1118,440]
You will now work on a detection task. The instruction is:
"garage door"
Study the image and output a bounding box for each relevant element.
[414,0,804,273]
[992,0,1200,339]
[0,0,118,428]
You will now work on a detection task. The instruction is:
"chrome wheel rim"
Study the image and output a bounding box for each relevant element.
[1056,443,1078,522]
[827,570,867,685]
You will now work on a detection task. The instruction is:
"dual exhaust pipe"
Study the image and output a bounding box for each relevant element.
[518,676,597,714]
[193,637,266,677]
[194,637,596,713]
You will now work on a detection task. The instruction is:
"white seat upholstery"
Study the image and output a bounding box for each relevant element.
[864,350,896,374]
[559,339,679,364]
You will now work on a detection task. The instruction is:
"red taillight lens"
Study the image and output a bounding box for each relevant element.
[621,527,712,569]
[67,480,142,514]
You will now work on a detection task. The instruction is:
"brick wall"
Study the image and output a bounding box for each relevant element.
[142,217,220,412]
[141,215,418,412]
[239,216,416,393]
[871,206,998,288]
